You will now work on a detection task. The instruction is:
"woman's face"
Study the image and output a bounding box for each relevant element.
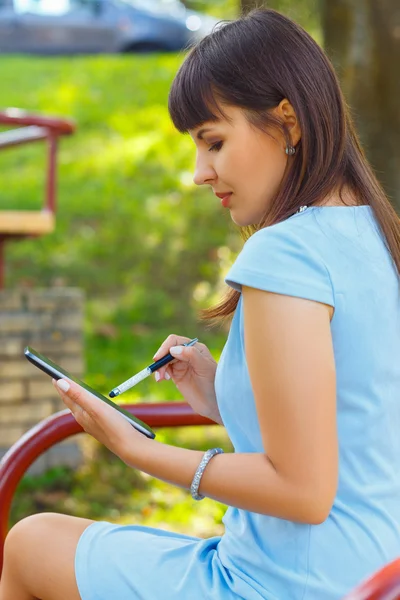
[188,104,290,227]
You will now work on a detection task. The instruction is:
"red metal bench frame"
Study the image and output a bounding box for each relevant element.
[0,402,212,578]
[343,558,400,599]
[1,404,399,597]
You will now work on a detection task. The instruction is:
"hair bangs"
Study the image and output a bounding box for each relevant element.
[168,48,224,134]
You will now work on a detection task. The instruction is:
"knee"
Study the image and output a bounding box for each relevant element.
[4,513,59,567]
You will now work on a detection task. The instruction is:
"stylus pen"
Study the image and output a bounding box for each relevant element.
[108,338,199,398]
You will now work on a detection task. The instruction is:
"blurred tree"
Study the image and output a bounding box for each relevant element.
[241,0,320,33]
[322,0,400,210]
[240,0,266,14]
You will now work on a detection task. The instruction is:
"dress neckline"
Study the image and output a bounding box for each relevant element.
[311,205,369,208]
[295,204,370,215]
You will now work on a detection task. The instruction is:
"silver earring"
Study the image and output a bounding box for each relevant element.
[285,145,296,156]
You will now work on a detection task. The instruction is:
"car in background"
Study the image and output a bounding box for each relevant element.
[0,0,219,54]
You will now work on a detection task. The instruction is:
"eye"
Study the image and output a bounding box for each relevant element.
[208,141,223,152]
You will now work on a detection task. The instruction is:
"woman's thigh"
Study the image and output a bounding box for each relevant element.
[3,512,95,600]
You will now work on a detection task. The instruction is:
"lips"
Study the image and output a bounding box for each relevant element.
[215,192,231,199]
[214,192,232,208]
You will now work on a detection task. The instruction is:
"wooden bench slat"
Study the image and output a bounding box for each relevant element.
[0,210,55,235]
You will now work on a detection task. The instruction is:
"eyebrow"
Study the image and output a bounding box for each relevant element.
[196,127,215,140]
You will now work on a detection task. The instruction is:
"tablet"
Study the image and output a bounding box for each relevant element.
[24,346,155,439]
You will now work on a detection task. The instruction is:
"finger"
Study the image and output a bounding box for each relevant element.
[152,334,191,360]
[154,367,171,382]
[169,344,200,363]
[155,367,172,382]
[55,378,99,420]
[153,334,191,381]
[52,379,84,420]
[52,378,73,406]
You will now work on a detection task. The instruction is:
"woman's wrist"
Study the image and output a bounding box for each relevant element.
[119,427,152,468]
[206,386,223,424]
[204,403,223,425]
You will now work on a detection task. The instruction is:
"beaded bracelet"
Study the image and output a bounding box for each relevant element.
[190,447,224,501]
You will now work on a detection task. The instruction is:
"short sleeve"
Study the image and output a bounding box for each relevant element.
[225,225,335,307]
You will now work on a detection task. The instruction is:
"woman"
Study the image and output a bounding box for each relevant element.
[1,8,400,600]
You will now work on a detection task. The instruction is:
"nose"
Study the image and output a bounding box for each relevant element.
[193,154,216,186]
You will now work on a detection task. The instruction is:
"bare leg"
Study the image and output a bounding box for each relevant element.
[0,513,95,600]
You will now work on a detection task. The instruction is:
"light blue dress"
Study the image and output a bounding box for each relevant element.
[75,205,400,599]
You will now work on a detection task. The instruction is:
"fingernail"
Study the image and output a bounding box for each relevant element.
[165,371,171,380]
[155,372,160,382]
[170,346,182,355]
[57,379,70,392]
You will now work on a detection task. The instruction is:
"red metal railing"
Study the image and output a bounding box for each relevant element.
[0,402,213,577]
[0,109,75,288]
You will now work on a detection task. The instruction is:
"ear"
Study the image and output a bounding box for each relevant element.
[274,98,301,148]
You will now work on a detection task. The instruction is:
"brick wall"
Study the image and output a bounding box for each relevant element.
[0,288,85,473]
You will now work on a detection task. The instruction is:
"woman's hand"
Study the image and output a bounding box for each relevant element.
[153,334,222,424]
[52,378,146,461]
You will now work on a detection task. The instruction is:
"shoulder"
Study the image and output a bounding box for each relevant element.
[245,208,326,251]
[232,208,330,272]
[225,210,335,308]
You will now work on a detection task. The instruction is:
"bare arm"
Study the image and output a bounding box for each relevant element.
[121,286,338,524]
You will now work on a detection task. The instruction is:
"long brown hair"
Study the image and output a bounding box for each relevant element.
[168,8,400,323]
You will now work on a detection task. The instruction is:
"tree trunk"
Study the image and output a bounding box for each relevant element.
[322,0,400,210]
